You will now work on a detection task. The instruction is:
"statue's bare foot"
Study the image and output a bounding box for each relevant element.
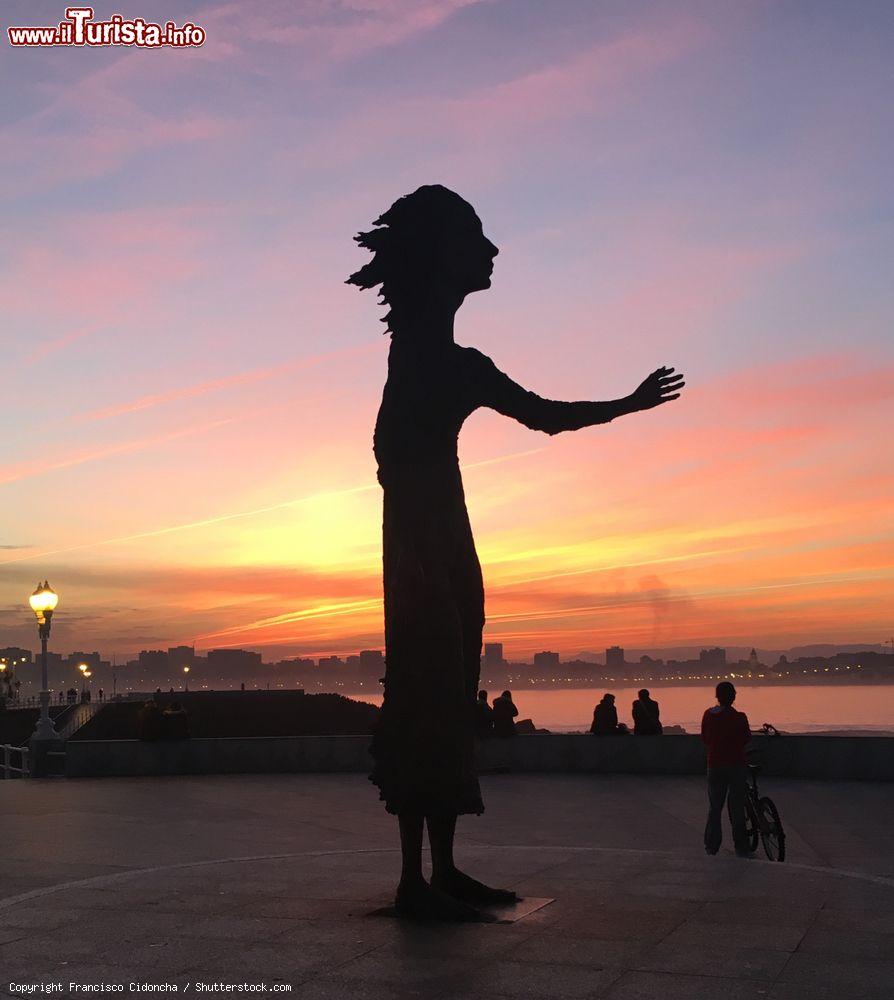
[431,868,519,905]
[394,879,495,922]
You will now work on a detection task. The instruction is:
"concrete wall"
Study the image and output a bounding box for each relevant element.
[64,733,894,781]
[65,735,371,778]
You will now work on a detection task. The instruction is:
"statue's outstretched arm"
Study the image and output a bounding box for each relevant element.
[472,350,684,435]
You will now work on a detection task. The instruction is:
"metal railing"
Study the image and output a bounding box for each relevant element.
[1,743,30,778]
[55,700,103,740]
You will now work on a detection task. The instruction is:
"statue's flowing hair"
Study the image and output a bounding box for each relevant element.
[346,184,472,335]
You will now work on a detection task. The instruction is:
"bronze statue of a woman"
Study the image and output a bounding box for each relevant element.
[347,185,684,920]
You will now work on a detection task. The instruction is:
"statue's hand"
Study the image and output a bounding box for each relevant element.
[630,366,685,412]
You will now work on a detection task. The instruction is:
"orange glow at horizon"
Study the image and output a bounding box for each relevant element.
[3,349,890,659]
[2,2,893,660]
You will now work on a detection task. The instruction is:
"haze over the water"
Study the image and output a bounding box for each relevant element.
[1,1,892,659]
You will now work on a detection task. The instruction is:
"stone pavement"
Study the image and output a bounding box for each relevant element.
[2,774,893,998]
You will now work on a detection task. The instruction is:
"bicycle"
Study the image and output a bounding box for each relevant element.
[744,763,786,861]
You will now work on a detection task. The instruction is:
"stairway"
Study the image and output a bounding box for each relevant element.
[55,700,104,740]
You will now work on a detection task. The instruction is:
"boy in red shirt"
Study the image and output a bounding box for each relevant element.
[701,681,753,857]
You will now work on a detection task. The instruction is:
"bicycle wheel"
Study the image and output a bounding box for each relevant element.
[744,797,759,853]
[758,796,786,861]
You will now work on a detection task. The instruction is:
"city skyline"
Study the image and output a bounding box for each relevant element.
[4,638,891,671]
[2,1,893,658]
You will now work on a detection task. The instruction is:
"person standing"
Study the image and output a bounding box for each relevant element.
[701,681,753,857]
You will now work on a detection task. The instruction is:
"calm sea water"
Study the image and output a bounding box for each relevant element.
[352,685,894,735]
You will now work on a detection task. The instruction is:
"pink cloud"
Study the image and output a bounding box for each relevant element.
[197,0,485,65]
[0,41,238,191]
[280,14,710,174]
[2,205,216,363]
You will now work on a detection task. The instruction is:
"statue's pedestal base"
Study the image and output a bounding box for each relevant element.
[369,896,554,923]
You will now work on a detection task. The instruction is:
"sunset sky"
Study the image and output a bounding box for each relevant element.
[1,0,892,660]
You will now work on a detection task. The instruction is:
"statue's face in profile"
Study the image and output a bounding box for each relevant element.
[439,206,499,297]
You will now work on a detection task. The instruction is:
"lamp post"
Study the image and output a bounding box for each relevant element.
[78,662,88,696]
[183,665,190,692]
[28,580,59,740]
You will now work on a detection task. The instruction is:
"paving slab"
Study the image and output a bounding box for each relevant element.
[2,773,893,999]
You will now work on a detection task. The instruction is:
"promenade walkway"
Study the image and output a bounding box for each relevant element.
[2,774,893,997]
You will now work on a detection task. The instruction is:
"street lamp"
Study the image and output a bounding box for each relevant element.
[78,662,88,695]
[28,580,59,740]
[183,665,190,692]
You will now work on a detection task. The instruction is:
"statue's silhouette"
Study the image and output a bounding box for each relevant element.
[348,185,684,920]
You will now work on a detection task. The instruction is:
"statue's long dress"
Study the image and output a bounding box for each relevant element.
[370,340,600,816]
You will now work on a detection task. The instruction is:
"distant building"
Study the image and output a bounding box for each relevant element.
[318,655,345,668]
[168,645,195,670]
[772,654,789,673]
[359,649,385,675]
[0,647,32,666]
[139,650,169,672]
[699,647,726,668]
[639,654,663,672]
[207,649,262,675]
[65,651,102,671]
[749,648,759,666]
[533,651,560,669]
[605,646,625,670]
[346,655,361,668]
[483,642,504,665]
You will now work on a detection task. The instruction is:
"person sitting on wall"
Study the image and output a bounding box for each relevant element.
[162,700,191,740]
[590,693,627,734]
[491,690,519,737]
[137,699,164,741]
[632,688,662,735]
[474,689,494,739]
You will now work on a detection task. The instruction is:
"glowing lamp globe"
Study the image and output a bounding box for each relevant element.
[29,581,58,625]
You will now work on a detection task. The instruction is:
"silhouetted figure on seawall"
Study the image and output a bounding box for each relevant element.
[347,183,685,921]
[162,700,191,741]
[137,699,163,742]
[474,690,494,739]
[702,681,753,857]
[633,688,662,735]
[491,690,519,738]
[591,693,628,734]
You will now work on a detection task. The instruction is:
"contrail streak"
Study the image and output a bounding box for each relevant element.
[194,598,383,642]
[77,343,375,423]
[0,418,233,487]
